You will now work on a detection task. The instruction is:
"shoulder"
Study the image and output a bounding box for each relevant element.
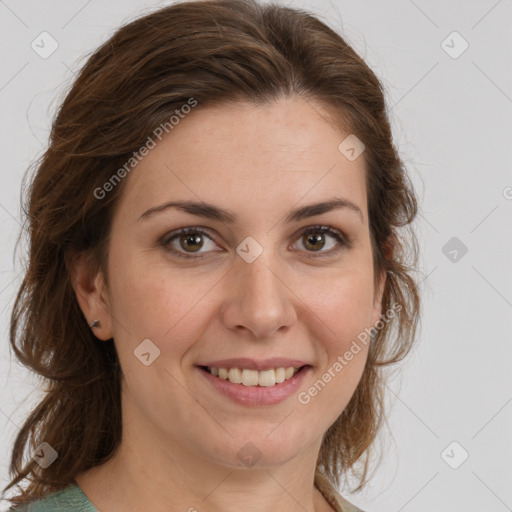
[6,483,97,512]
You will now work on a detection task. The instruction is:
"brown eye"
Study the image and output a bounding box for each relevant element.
[293,226,347,257]
[302,232,326,251]
[162,227,219,259]
[161,225,349,261]
[178,233,204,252]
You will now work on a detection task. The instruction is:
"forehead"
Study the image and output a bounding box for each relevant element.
[117,96,368,225]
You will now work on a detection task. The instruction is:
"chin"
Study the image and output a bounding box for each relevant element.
[204,430,311,470]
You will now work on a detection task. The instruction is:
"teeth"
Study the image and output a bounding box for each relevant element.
[228,368,242,384]
[208,366,301,386]
[241,369,259,386]
[257,369,275,387]
[275,367,286,383]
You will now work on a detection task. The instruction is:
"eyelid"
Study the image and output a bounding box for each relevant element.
[160,224,350,259]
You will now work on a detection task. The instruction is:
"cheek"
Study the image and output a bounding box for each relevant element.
[299,269,373,398]
[107,254,221,354]
[298,275,372,422]
[301,267,376,344]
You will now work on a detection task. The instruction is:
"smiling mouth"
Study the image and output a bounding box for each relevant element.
[198,365,310,387]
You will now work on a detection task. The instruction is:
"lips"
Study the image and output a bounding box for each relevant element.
[197,363,311,405]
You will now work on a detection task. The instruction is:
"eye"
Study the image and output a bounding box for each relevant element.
[291,225,348,257]
[160,227,220,259]
[160,225,349,260]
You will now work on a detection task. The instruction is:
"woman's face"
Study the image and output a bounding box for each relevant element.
[96,96,385,470]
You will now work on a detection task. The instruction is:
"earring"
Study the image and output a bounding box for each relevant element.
[89,319,101,329]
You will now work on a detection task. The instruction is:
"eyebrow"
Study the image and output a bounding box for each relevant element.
[138,197,363,224]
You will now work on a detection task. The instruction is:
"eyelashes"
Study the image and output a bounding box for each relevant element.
[159,225,350,260]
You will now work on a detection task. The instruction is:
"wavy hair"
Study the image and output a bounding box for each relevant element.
[4,0,421,504]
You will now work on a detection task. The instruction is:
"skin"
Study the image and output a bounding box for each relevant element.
[72,95,386,512]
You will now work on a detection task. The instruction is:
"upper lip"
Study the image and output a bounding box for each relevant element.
[197,358,311,371]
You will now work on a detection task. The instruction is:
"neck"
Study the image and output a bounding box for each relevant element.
[75,387,332,512]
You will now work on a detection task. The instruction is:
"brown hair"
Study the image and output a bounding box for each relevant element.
[4,0,421,505]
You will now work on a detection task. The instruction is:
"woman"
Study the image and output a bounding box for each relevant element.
[3,0,421,510]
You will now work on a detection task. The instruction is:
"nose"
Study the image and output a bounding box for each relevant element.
[220,250,297,340]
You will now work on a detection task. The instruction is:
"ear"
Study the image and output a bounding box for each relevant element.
[68,251,113,341]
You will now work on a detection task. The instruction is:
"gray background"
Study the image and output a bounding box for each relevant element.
[1,0,511,510]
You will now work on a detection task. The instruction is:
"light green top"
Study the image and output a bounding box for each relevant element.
[7,483,96,512]
[8,473,364,511]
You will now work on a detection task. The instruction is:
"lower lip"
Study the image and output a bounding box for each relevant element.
[197,366,311,406]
